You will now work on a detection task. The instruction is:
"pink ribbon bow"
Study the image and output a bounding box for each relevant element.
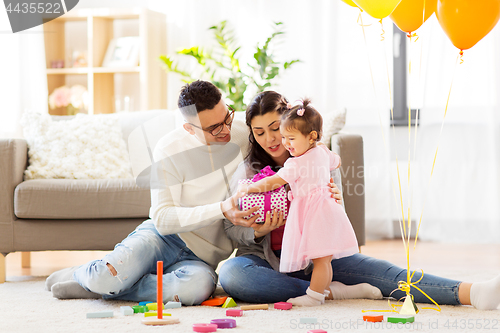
[251,165,276,182]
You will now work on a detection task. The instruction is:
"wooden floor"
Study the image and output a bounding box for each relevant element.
[4,239,500,279]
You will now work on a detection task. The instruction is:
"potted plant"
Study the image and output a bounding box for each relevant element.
[160,21,300,111]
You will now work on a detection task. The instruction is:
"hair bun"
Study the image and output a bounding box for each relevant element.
[302,98,312,109]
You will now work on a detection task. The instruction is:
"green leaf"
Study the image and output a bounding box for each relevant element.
[284,59,301,70]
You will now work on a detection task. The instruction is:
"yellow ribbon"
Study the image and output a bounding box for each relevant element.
[362,270,441,313]
[379,19,385,41]
[356,10,371,27]
[407,32,419,42]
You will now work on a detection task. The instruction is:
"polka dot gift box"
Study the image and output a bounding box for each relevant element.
[238,166,289,223]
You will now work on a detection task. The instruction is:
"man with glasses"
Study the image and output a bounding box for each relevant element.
[46,80,260,304]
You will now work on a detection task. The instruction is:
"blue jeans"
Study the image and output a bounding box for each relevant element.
[219,253,462,305]
[73,220,217,305]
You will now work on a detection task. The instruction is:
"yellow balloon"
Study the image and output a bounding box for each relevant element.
[353,0,403,19]
[340,0,358,7]
[390,0,437,33]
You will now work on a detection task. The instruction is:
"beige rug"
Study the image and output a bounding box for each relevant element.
[1,271,499,333]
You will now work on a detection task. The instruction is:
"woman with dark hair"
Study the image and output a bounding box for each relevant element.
[220,91,500,310]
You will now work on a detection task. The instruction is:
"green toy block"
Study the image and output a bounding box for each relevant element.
[222,297,237,308]
[387,315,415,324]
[132,305,148,313]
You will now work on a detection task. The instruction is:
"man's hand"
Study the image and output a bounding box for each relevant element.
[329,177,342,204]
[221,190,260,227]
[252,209,286,239]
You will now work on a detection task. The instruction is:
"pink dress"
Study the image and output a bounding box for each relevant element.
[276,145,359,273]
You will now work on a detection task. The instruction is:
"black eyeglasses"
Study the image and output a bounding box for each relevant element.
[189,105,235,136]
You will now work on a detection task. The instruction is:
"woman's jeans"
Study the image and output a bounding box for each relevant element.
[73,220,217,305]
[219,253,462,305]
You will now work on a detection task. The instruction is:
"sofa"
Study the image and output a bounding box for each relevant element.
[0,110,365,283]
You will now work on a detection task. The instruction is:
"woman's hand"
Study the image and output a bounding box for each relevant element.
[252,209,286,239]
[328,177,342,204]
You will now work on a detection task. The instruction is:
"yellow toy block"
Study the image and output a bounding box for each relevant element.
[222,297,237,308]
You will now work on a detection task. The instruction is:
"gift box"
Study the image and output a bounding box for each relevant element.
[238,166,289,223]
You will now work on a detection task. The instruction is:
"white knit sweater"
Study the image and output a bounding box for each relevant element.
[149,120,249,269]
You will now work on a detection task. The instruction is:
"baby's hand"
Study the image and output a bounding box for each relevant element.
[237,183,249,195]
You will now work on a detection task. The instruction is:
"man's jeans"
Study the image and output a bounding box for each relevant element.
[73,220,217,305]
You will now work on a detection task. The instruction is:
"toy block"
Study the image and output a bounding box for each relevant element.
[139,301,150,306]
[240,304,269,310]
[141,317,180,326]
[399,296,419,315]
[146,302,165,311]
[201,296,227,306]
[144,311,171,317]
[300,318,318,324]
[132,305,148,313]
[210,318,237,329]
[274,302,292,310]
[164,301,182,309]
[387,315,415,324]
[363,315,384,322]
[222,297,237,308]
[120,306,134,316]
[193,323,218,332]
[86,311,114,318]
[226,309,243,317]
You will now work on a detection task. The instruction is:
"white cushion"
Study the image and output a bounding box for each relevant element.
[21,112,133,179]
[320,108,347,148]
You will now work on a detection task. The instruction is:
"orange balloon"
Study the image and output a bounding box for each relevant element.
[340,0,358,7]
[436,0,500,50]
[390,0,437,33]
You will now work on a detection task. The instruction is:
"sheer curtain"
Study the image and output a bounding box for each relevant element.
[0,10,48,138]
[409,16,500,243]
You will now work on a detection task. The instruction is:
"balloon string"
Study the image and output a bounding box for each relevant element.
[358,9,406,246]
[411,30,424,249]
[407,32,419,42]
[356,11,371,27]
[379,19,385,41]
[381,20,406,243]
[414,52,460,248]
[459,50,464,64]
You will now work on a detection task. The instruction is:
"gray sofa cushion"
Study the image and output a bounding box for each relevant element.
[14,179,150,219]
